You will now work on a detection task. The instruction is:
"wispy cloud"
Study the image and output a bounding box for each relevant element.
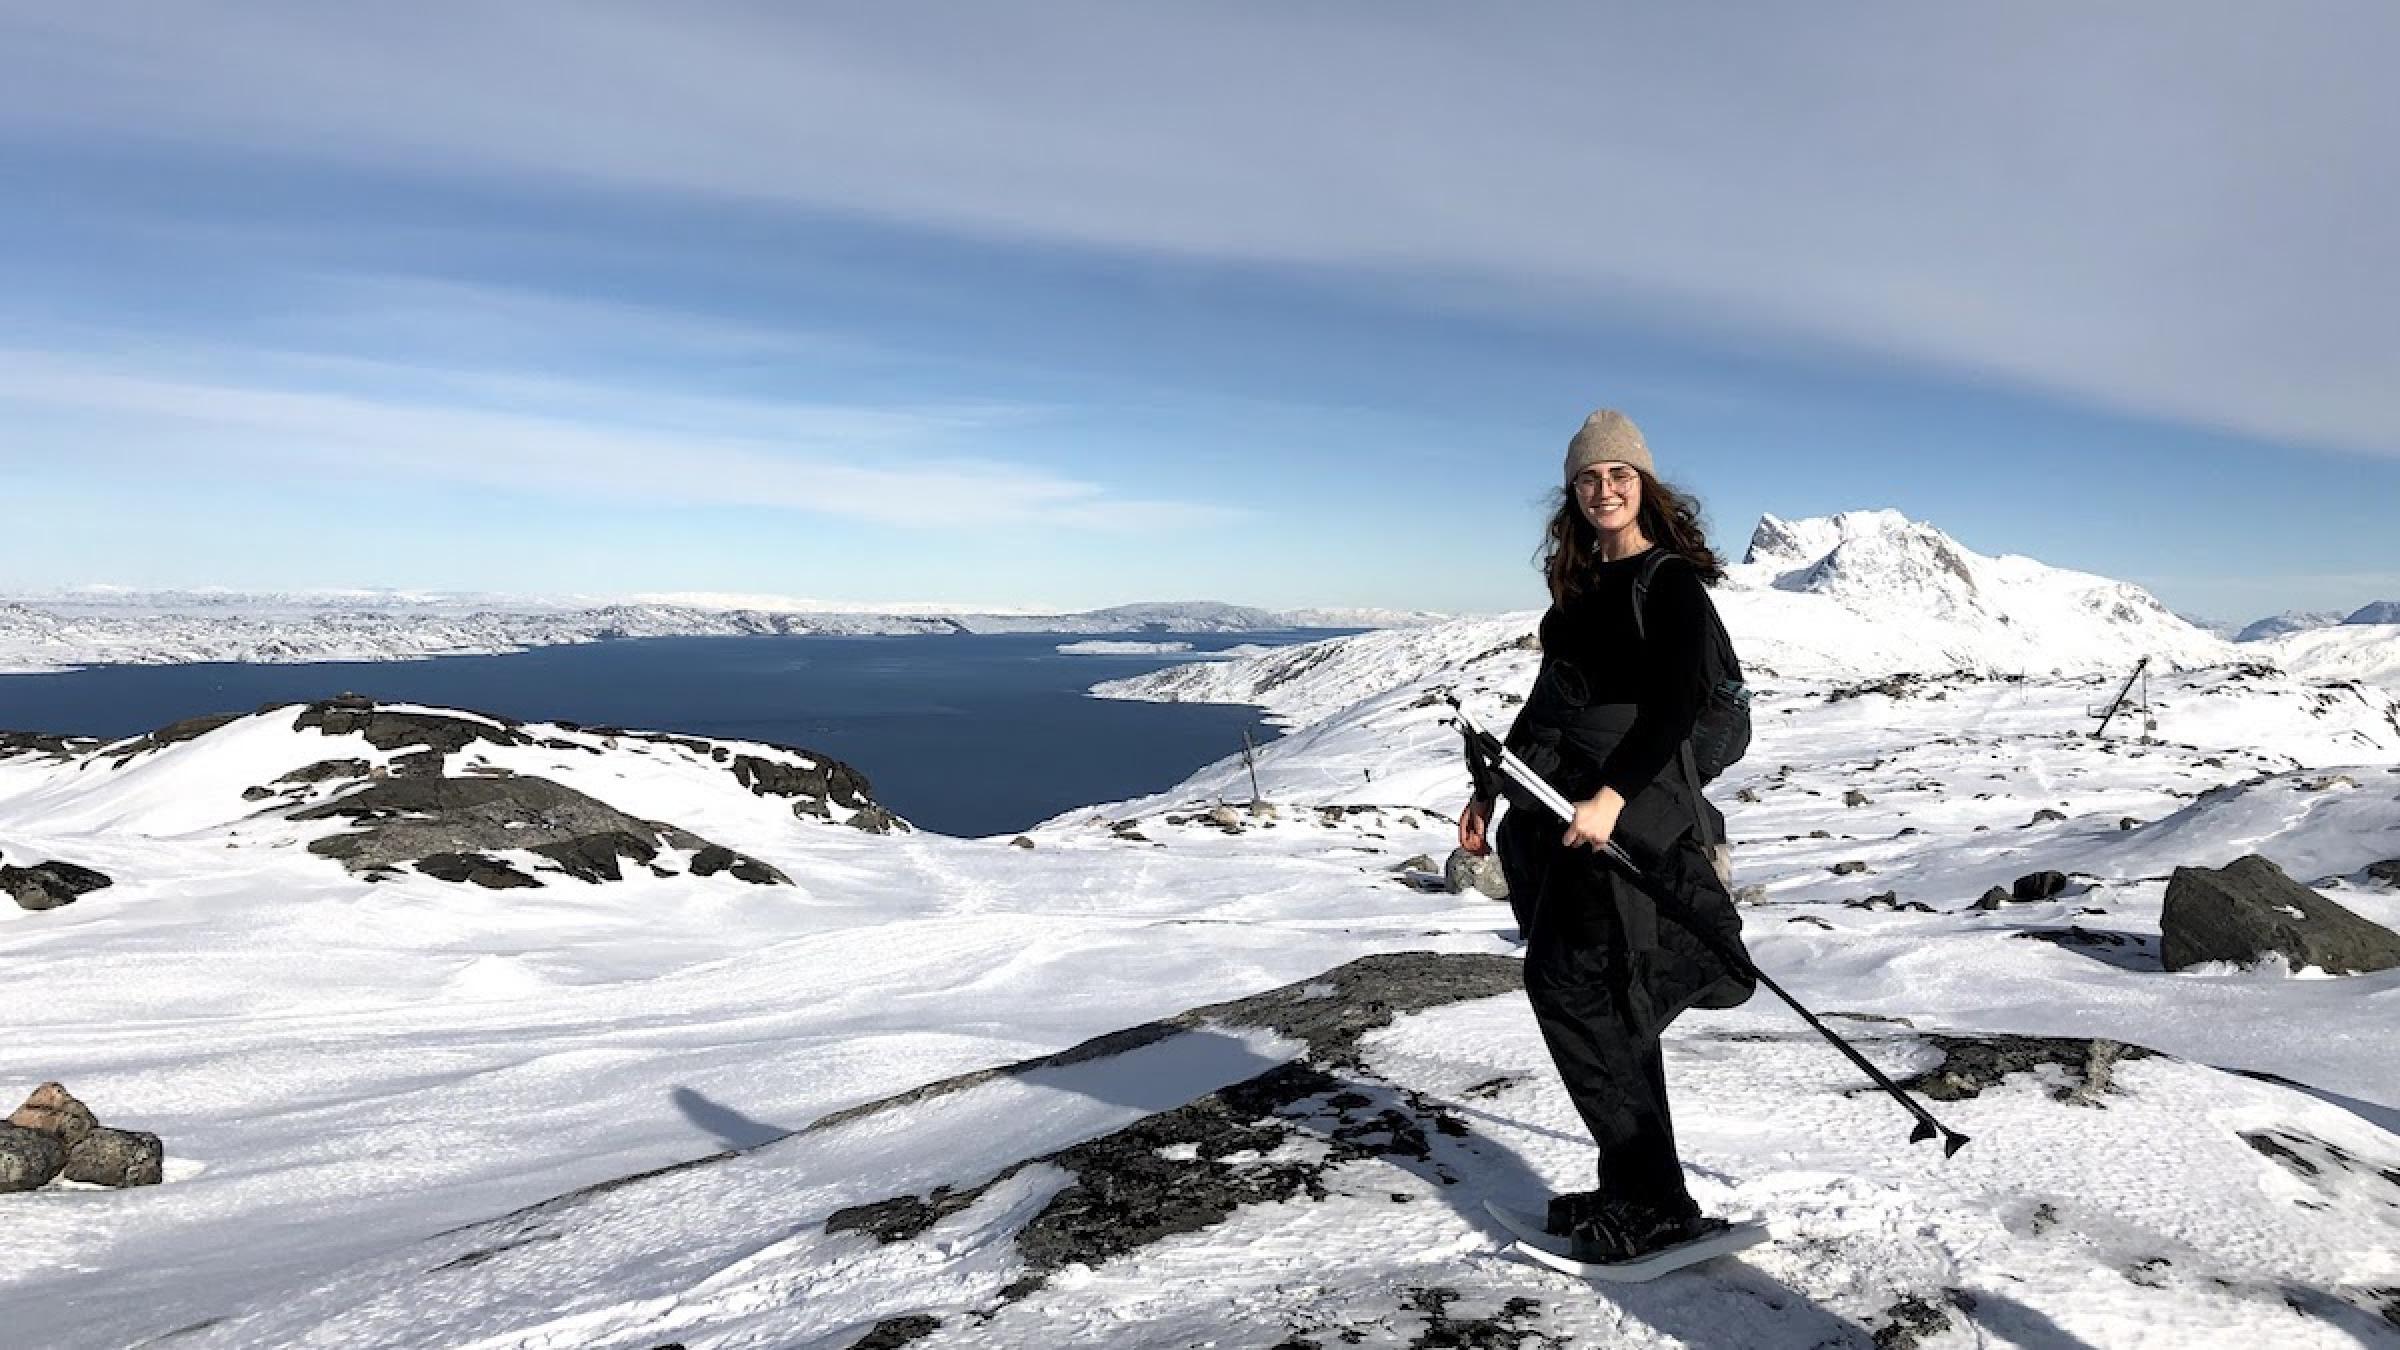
[5,4,2396,457]
[0,348,1242,532]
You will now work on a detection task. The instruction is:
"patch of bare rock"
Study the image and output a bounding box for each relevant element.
[0,1082,162,1192]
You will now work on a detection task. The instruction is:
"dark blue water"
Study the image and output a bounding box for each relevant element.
[0,633,1348,837]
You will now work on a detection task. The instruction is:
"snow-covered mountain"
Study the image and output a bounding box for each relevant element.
[2238,610,2350,642]
[1728,510,2234,678]
[2348,601,2400,626]
[0,596,1420,674]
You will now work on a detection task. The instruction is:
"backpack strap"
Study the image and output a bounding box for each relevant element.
[1629,549,1719,854]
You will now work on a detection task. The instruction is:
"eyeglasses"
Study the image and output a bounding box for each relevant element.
[1570,466,1640,496]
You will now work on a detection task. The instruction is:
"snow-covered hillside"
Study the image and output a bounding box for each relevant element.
[5,533,2400,1346]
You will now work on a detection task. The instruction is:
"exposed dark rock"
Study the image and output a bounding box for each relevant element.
[2028,809,2067,826]
[63,1126,164,1188]
[292,697,532,756]
[389,749,447,778]
[8,1082,97,1148]
[1009,836,1035,849]
[2366,860,2400,886]
[2120,817,2141,831]
[2013,871,2071,902]
[845,803,905,835]
[845,1315,940,1350]
[732,752,878,814]
[1396,1286,1550,1348]
[1394,854,1436,874]
[825,1193,943,1242]
[2240,1128,2400,1193]
[1843,789,1871,807]
[1443,848,1507,899]
[530,830,660,883]
[3,859,113,911]
[1828,860,1869,875]
[104,711,243,762]
[0,1124,66,1192]
[292,776,781,887]
[1896,1034,2153,1106]
[1872,1292,1962,1350]
[240,785,274,801]
[1846,892,1933,913]
[416,853,543,889]
[0,730,100,761]
[1971,887,2012,911]
[2013,926,2143,953]
[2162,855,2400,974]
[278,758,372,784]
[689,846,792,886]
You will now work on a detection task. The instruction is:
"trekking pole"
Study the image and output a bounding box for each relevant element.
[1444,696,1970,1158]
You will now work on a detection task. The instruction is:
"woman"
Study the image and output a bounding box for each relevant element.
[1458,408,1756,1263]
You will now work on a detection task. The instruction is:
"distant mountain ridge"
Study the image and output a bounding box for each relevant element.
[0,596,1445,674]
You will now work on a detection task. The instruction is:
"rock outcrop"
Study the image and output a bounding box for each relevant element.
[2161,854,2400,974]
[2,858,114,912]
[292,776,788,887]
[0,1083,160,1191]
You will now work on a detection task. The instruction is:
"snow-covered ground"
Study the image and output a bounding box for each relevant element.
[3,513,2397,1347]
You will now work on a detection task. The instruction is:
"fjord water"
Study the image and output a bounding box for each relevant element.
[0,633,1342,836]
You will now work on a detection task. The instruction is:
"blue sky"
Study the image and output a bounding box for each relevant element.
[2,4,2395,621]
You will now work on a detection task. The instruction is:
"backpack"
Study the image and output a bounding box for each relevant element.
[1632,550,1751,785]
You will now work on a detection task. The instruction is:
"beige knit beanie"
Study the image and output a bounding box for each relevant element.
[1563,409,1655,484]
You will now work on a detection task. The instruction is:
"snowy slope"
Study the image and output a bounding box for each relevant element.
[2254,625,2400,692]
[5,566,2400,1345]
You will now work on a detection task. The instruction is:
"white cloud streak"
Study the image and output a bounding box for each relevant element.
[1,4,2395,454]
[0,349,1241,532]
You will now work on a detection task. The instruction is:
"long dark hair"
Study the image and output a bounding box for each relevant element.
[1538,470,1725,606]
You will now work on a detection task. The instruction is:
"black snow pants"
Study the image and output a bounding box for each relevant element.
[1495,781,1755,1211]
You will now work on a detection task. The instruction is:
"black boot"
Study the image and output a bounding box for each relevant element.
[1551,1194,1724,1264]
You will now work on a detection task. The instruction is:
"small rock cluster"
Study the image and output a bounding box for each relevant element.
[0,1083,163,1192]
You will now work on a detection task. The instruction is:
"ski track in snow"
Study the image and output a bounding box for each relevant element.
[4,542,2400,1346]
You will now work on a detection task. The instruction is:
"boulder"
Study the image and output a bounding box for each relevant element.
[1393,854,1436,874]
[63,1127,165,1188]
[415,853,543,889]
[2028,809,2067,826]
[1971,887,2012,911]
[1828,860,1869,876]
[1207,806,1243,829]
[689,846,792,886]
[7,1082,97,1148]
[0,1125,65,1192]
[1008,837,1035,850]
[2162,854,2400,974]
[276,758,372,785]
[2,860,114,912]
[2012,871,2071,902]
[846,803,905,836]
[1442,848,1507,900]
[1843,789,1871,807]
